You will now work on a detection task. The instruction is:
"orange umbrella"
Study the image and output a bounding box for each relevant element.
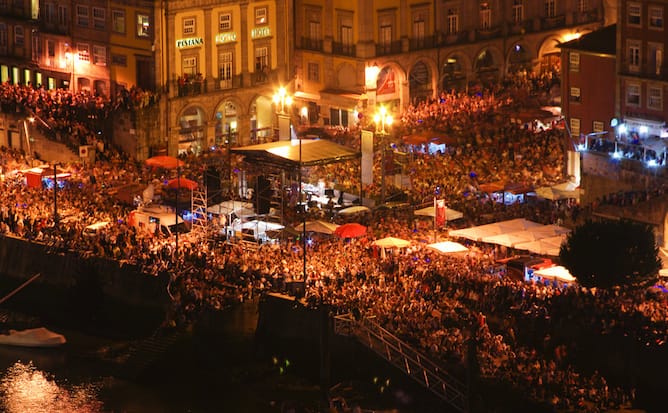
[334,222,367,238]
[145,155,183,169]
[166,177,198,190]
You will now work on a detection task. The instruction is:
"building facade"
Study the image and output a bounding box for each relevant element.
[157,0,293,155]
[617,0,668,139]
[292,0,609,131]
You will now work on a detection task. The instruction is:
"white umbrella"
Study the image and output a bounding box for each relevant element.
[294,220,340,235]
[372,236,411,249]
[414,206,464,221]
[426,241,469,254]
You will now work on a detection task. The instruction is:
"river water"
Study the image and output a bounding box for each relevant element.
[0,300,446,413]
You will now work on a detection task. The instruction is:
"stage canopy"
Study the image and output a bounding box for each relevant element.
[231,138,360,169]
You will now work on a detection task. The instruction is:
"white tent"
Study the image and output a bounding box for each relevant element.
[372,237,412,249]
[514,234,567,256]
[427,241,470,254]
[294,220,339,235]
[414,206,464,221]
[482,230,540,248]
[533,265,576,284]
[449,218,542,242]
[525,224,571,238]
[535,181,581,200]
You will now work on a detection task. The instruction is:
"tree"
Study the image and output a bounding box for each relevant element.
[559,219,661,289]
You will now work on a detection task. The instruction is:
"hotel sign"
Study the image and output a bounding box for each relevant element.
[176,37,204,49]
[215,32,237,44]
[251,26,271,39]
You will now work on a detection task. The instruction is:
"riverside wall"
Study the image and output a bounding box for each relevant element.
[0,235,169,337]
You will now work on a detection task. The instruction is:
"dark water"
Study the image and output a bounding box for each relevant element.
[0,300,446,413]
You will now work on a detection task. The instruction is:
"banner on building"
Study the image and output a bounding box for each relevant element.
[377,69,395,95]
[361,130,374,187]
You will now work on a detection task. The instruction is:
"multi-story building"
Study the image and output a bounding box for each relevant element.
[616,0,668,139]
[158,0,293,155]
[0,0,42,86]
[292,0,609,131]
[559,24,616,139]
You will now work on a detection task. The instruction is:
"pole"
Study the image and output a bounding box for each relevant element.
[53,163,58,228]
[0,273,41,305]
[380,133,386,205]
[175,166,179,265]
[300,138,306,283]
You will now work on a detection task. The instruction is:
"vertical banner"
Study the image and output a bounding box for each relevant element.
[361,130,374,187]
[435,198,447,227]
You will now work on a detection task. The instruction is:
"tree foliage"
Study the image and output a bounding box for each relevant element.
[559,219,661,289]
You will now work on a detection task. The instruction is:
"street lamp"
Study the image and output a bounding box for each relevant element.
[373,106,393,204]
[273,87,293,140]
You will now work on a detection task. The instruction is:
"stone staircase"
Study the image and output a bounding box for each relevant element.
[111,327,188,379]
[29,127,80,164]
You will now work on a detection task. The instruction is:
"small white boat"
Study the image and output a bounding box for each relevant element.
[0,327,66,348]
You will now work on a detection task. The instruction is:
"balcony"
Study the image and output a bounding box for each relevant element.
[376,41,402,56]
[331,41,355,57]
[214,75,243,91]
[176,76,208,97]
[409,35,437,51]
[475,26,502,41]
[573,9,599,25]
[300,37,323,52]
[443,31,467,45]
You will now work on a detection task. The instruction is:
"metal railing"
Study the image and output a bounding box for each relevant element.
[334,313,468,413]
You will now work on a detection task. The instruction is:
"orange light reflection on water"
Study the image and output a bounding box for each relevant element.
[0,361,104,413]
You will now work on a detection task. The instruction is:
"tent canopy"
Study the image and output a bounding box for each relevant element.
[427,241,469,254]
[533,265,576,284]
[372,237,411,249]
[231,138,360,169]
[294,220,340,235]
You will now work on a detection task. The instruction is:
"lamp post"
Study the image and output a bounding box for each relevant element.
[299,137,306,285]
[53,163,58,228]
[273,86,293,140]
[373,106,393,205]
[64,47,75,92]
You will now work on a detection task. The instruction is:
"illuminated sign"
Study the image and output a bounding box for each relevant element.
[215,32,237,44]
[176,37,204,49]
[251,26,271,39]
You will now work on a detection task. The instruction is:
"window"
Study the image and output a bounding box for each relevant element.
[44,2,55,24]
[219,12,232,31]
[447,9,459,34]
[592,121,604,132]
[649,7,664,30]
[577,0,588,13]
[649,43,663,75]
[255,7,267,25]
[628,40,641,72]
[341,25,352,46]
[137,14,150,37]
[93,7,105,30]
[92,45,106,65]
[309,20,321,41]
[58,5,68,26]
[307,62,319,82]
[111,54,127,66]
[569,52,580,72]
[480,3,491,30]
[14,26,24,47]
[380,25,392,47]
[512,0,524,24]
[626,83,641,106]
[112,10,125,33]
[628,3,641,26]
[570,87,581,103]
[413,13,425,45]
[183,56,197,75]
[77,43,90,62]
[648,86,662,110]
[46,39,55,60]
[545,0,556,18]
[76,5,89,27]
[183,17,195,35]
[570,118,580,136]
[31,33,39,61]
[218,51,233,81]
[255,46,268,73]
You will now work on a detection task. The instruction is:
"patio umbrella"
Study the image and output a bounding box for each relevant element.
[294,220,340,235]
[145,155,184,169]
[334,222,367,238]
[166,177,198,190]
[338,205,370,215]
[372,236,411,249]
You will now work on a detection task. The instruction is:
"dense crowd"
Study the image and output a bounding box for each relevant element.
[0,75,666,412]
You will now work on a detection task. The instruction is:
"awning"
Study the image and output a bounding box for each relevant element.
[232,138,360,169]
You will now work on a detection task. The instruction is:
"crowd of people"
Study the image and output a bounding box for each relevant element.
[0,74,665,412]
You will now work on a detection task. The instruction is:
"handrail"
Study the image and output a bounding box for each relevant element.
[334,313,468,413]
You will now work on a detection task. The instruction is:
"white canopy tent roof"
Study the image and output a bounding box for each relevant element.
[426,241,470,254]
[449,218,542,242]
[533,265,576,284]
[514,234,567,256]
[482,230,540,248]
[372,237,412,249]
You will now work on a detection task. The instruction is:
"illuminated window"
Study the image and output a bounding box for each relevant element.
[545,0,556,18]
[480,3,491,30]
[626,83,641,106]
[93,7,105,30]
[512,0,524,24]
[570,87,581,103]
[76,5,89,27]
[137,14,150,37]
[77,43,90,62]
[628,40,641,72]
[93,45,106,66]
[592,121,604,132]
[570,118,580,135]
[219,51,233,81]
[648,86,663,110]
[577,0,588,13]
[308,62,319,81]
[183,56,197,75]
[649,7,664,30]
[447,9,459,34]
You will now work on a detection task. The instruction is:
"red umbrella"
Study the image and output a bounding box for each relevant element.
[166,177,198,190]
[145,155,184,169]
[334,222,367,238]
